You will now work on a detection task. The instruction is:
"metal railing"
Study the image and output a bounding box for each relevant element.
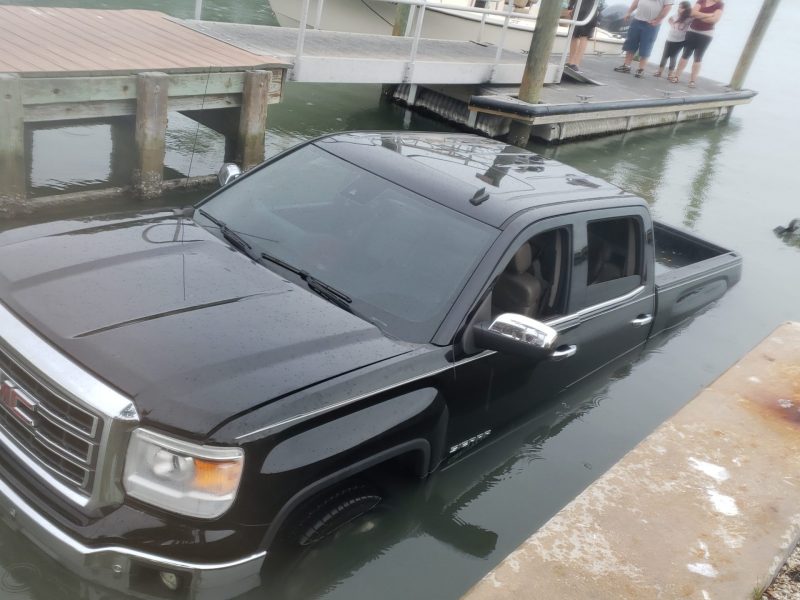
[293,0,601,83]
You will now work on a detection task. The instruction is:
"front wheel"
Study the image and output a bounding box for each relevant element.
[290,481,383,547]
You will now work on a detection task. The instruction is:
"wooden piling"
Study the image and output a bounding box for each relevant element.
[0,74,26,203]
[236,70,271,171]
[392,4,412,37]
[729,0,781,90]
[507,0,563,147]
[134,72,169,200]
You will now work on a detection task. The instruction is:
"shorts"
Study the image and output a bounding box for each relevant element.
[622,18,659,59]
[574,20,597,39]
[682,30,713,61]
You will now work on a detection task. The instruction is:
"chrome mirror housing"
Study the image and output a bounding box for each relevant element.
[217,163,242,187]
[472,313,558,359]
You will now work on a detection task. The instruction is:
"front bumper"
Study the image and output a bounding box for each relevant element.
[0,474,266,600]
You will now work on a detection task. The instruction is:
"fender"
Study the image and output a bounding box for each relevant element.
[259,387,447,547]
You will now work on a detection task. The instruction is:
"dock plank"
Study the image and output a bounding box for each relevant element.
[0,6,284,76]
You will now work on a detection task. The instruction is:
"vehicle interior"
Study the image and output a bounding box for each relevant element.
[491,227,571,321]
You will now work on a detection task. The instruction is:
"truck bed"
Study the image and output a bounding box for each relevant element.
[650,222,742,336]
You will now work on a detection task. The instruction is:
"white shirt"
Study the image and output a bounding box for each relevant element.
[634,0,674,22]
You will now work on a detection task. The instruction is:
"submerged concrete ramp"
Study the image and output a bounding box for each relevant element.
[464,322,800,600]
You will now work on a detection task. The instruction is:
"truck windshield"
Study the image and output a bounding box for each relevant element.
[196,144,497,342]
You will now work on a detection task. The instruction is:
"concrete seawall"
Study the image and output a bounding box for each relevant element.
[463,322,800,600]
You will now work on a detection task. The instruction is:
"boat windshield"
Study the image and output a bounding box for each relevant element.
[196,143,498,343]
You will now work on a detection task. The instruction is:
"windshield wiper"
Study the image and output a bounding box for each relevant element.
[197,209,252,255]
[259,251,352,306]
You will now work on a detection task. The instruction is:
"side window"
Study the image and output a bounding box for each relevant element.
[586,217,642,305]
[492,227,571,320]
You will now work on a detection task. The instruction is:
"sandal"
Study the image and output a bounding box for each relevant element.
[654,69,662,78]
[614,64,631,73]
[688,80,696,88]
[669,76,679,83]
[634,68,645,78]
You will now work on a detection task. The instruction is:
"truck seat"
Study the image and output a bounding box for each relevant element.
[493,243,545,318]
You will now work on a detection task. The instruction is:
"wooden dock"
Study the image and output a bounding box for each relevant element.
[0,6,288,205]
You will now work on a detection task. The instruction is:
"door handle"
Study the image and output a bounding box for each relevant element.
[550,345,577,361]
[631,314,654,328]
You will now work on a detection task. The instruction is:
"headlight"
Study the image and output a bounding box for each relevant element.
[123,428,244,519]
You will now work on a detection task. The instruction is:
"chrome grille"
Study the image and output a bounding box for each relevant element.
[0,356,103,494]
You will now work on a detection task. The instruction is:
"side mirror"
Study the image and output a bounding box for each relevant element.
[472,313,557,360]
[217,163,242,187]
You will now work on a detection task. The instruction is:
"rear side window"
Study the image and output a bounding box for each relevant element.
[586,217,642,305]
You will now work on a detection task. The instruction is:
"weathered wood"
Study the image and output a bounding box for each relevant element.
[236,70,271,171]
[507,0,562,146]
[20,71,283,106]
[134,72,169,199]
[0,74,26,203]
[0,6,281,75]
[392,5,412,37]
[730,0,780,90]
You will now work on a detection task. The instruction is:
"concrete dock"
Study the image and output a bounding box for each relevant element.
[463,322,800,600]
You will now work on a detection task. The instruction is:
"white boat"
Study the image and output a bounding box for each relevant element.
[269,0,625,56]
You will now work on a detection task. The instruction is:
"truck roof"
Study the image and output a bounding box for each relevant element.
[314,131,634,228]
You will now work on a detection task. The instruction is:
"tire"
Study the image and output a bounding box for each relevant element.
[291,482,382,547]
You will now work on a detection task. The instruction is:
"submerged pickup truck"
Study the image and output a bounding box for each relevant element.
[0,132,740,599]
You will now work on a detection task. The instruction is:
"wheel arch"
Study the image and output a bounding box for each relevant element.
[260,438,430,548]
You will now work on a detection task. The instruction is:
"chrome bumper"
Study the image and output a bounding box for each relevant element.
[0,474,266,600]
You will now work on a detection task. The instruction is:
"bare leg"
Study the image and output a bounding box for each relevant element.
[574,36,589,67]
[624,51,634,66]
[674,57,689,80]
[638,57,649,71]
[567,36,580,66]
[690,60,702,83]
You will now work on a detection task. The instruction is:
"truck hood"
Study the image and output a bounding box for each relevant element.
[0,212,415,437]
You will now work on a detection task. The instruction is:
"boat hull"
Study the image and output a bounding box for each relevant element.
[268,0,624,56]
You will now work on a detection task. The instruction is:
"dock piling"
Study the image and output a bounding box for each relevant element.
[0,74,26,204]
[729,0,781,90]
[507,0,562,147]
[236,70,272,171]
[134,72,169,200]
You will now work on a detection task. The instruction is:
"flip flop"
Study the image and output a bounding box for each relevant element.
[688,81,696,88]
[669,76,679,83]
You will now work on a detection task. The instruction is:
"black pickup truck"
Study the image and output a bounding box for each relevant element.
[0,132,741,599]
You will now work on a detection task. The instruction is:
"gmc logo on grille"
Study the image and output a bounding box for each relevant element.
[0,371,38,430]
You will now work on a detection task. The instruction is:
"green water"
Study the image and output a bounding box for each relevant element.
[0,1,798,599]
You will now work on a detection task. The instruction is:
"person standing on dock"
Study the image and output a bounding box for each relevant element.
[614,0,674,78]
[566,0,603,72]
[671,0,724,87]
[654,1,692,79]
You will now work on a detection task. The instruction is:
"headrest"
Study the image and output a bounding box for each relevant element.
[507,244,532,274]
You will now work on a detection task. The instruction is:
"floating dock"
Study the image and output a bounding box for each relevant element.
[182,19,756,142]
[393,53,756,141]
[463,322,800,600]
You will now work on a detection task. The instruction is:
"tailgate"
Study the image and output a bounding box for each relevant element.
[651,222,742,336]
